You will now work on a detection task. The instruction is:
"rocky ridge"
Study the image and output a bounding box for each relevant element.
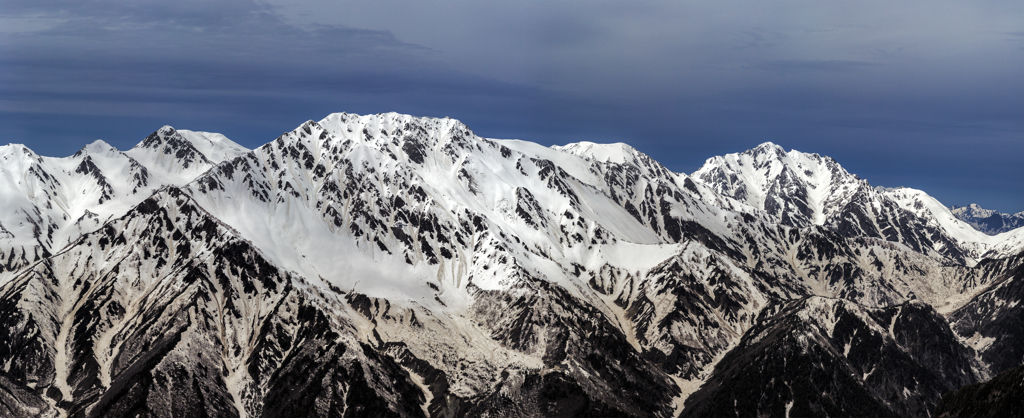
[951,203,1024,236]
[0,113,1021,417]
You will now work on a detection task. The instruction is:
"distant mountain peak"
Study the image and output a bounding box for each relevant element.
[124,126,218,184]
[133,125,211,165]
[952,203,997,217]
[691,142,1016,263]
[950,204,1024,235]
[692,142,862,227]
[747,141,786,155]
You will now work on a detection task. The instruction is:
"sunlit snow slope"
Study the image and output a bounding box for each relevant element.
[0,113,1021,418]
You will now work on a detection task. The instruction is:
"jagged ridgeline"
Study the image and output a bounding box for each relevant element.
[0,112,1022,417]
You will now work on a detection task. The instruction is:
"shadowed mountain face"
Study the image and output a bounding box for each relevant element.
[948,250,1024,376]
[680,297,984,418]
[935,364,1024,418]
[0,113,1021,417]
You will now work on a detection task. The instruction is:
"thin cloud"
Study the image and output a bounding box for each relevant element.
[748,59,879,74]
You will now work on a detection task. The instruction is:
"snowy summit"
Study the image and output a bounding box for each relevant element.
[0,112,1021,418]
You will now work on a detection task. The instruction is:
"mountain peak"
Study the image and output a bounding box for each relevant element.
[175,130,249,164]
[320,112,476,138]
[72,139,120,158]
[132,125,179,148]
[692,143,870,228]
[123,126,217,184]
[553,141,640,164]
[0,143,41,161]
[951,203,998,218]
[950,204,1024,235]
[750,141,785,153]
[131,126,211,163]
[736,142,789,163]
[3,112,1024,418]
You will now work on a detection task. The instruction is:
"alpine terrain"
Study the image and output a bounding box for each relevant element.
[950,204,1024,236]
[1,112,1022,417]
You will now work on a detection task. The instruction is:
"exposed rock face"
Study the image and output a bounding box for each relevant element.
[0,189,427,417]
[948,250,1024,376]
[681,297,984,418]
[951,203,1024,236]
[0,113,1022,417]
[935,364,1024,418]
[689,143,1013,265]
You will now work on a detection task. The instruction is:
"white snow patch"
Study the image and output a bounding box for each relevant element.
[671,376,705,418]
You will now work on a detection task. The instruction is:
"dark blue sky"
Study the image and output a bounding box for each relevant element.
[2,0,1022,212]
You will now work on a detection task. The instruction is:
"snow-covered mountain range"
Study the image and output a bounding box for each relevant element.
[1,113,1021,417]
[691,142,1023,264]
[950,204,1024,236]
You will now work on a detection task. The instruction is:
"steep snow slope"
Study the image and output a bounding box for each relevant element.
[0,188,427,417]
[0,141,154,279]
[178,113,1015,406]
[124,125,239,184]
[882,187,994,244]
[692,142,858,227]
[554,141,638,164]
[882,187,1024,259]
[183,114,980,315]
[176,129,249,163]
[692,142,1023,264]
[0,112,1021,418]
[0,128,248,284]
